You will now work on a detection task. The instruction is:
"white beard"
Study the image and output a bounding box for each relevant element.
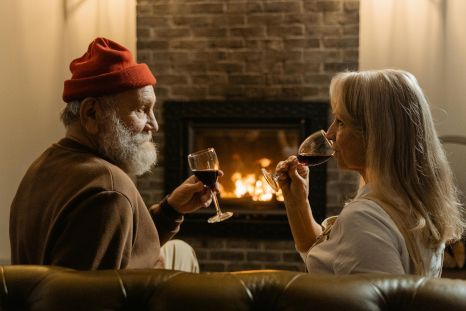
[97,112,158,176]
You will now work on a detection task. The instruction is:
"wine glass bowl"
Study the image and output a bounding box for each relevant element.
[262,130,334,192]
[188,148,233,223]
[296,130,334,166]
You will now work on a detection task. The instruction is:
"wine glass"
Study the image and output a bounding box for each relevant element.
[188,148,233,223]
[261,130,334,192]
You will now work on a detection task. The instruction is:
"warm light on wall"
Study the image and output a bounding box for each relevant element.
[63,0,136,57]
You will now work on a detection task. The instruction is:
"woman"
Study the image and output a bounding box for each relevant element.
[276,69,464,276]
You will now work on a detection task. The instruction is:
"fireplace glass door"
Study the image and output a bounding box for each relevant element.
[190,124,300,208]
[163,101,328,238]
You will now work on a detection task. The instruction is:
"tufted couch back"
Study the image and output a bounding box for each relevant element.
[1,265,466,310]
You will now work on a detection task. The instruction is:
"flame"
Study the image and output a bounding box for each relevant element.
[257,157,273,168]
[221,171,283,202]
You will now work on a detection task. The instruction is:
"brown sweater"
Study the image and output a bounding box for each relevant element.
[10,138,183,270]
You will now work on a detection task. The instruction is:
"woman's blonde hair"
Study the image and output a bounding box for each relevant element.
[329,69,464,248]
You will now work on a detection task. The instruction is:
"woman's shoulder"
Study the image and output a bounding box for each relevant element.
[339,184,394,222]
[331,197,407,260]
[338,197,401,233]
[340,197,386,217]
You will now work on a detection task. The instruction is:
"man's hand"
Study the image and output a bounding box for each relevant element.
[167,174,222,214]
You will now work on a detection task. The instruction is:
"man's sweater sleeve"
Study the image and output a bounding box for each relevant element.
[148,196,184,246]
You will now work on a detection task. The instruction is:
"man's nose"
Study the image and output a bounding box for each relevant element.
[147,111,159,132]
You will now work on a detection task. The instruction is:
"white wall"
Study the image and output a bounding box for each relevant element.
[444,1,466,137]
[0,0,135,263]
[360,0,466,137]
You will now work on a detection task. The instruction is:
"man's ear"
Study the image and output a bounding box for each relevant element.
[79,97,101,135]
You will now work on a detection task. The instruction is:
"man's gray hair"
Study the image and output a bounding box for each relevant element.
[60,96,117,127]
[60,101,81,126]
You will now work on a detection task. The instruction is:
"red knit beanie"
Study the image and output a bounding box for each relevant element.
[63,37,156,102]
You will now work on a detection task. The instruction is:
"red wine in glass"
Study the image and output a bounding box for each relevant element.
[188,148,233,223]
[297,154,333,167]
[262,130,334,192]
[192,169,219,188]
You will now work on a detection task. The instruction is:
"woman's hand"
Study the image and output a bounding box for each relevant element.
[276,156,309,205]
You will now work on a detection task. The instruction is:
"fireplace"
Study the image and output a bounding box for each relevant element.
[137,0,360,271]
[164,100,329,238]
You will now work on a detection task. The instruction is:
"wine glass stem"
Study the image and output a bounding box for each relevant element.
[211,189,222,215]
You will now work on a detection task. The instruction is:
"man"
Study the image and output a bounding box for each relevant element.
[9,37,211,271]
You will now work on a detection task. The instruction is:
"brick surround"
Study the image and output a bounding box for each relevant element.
[136,0,361,272]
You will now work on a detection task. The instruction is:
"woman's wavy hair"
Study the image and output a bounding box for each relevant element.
[329,69,464,245]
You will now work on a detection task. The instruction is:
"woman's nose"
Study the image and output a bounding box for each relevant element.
[326,123,336,141]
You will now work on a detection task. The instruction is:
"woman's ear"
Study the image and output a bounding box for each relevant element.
[79,97,100,135]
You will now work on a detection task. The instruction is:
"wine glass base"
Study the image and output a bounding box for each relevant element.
[261,168,280,192]
[207,211,233,223]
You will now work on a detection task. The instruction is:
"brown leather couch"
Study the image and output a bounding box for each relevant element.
[1,265,466,310]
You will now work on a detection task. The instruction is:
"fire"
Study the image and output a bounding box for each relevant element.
[221,171,283,202]
[257,157,273,168]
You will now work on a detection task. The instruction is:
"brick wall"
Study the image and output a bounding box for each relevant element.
[181,237,305,272]
[136,0,360,271]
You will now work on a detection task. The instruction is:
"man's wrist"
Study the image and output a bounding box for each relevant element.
[160,195,184,217]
